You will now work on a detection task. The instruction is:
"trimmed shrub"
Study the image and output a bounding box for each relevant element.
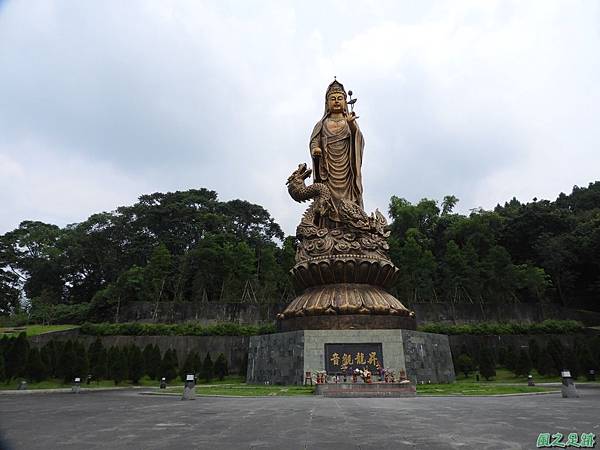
[72,341,89,380]
[515,349,532,377]
[128,345,144,384]
[58,340,76,382]
[201,352,214,383]
[160,349,178,382]
[528,339,540,368]
[79,322,276,337]
[214,353,228,381]
[479,347,496,380]
[456,354,475,377]
[109,347,128,385]
[419,320,584,335]
[25,347,48,382]
[180,351,200,382]
[5,332,29,379]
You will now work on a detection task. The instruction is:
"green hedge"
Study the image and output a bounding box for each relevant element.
[79,322,276,336]
[418,320,585,335]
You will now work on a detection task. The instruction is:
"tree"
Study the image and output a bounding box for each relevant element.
[564,347,580,379]
[142,344,157,379]
[536,351,556,377]
[0,346,5,381]
[455,354,475,378]
[515,349,532,377]
[478,347,496,381]
[93,348,108,381]
[146,244,173,304]
[214,353,228,381]
[25,347,47,382]
[109,347,128,385]
[503,345,517,371]
[128,345,144,384]
[546,338,565,373]
[72,341,89,380]
[180,351,200,382]
[201,352,214,383]
[5,332,29,379]
[40,340,61,378]
[160,349,178,382]
[58,340,76,382]
[528,339,541,368]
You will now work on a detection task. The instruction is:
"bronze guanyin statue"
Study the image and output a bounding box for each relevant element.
[278,79,416,331]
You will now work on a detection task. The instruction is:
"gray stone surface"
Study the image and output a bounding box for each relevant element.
[401,330,455,384]
[0,389,599,449]
[182,384,196,400]
[248,330,455,385]
[247,331,304,385]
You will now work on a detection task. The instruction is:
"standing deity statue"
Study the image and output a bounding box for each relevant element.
[309,79,365,225]
[279,78,415,328]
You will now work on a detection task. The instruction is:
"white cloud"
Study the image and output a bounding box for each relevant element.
[1,0,599,235]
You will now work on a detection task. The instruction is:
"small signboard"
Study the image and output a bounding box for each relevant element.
[324,343,383,375]
[186,374,195,381]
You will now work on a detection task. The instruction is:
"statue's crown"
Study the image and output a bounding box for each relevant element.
[326,79,346,97]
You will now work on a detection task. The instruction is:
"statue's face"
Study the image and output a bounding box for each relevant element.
[327,92,346,114]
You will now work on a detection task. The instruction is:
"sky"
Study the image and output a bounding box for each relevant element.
[1,0,599,236]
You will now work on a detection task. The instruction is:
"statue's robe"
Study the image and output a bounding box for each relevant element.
[310,117,364,224]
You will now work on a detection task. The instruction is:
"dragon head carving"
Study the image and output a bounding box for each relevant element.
[286,163,312,187]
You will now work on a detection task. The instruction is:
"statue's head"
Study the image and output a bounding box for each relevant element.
[325,79,347,115]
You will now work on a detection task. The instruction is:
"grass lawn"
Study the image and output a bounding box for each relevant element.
[0,324,79,337]
[454,368,563,384]
[416,383,555,396]
[165,384,316,396]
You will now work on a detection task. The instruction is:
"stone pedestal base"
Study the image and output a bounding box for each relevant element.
[246,329,455,386]
[315,382,416,398]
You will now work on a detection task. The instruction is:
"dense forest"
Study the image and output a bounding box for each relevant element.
[1,181,600,323]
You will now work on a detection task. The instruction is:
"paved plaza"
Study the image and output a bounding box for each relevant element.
[0,388,598,449]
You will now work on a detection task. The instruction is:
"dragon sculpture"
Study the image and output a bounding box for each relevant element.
[287,163,391,262]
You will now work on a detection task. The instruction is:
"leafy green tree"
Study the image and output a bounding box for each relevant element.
[214,353,228,381]
[201,352,214,383]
